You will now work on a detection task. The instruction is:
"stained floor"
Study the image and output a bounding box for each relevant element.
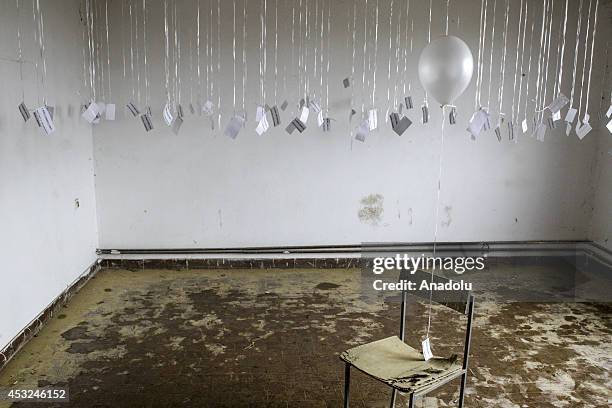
[0,261,610,407]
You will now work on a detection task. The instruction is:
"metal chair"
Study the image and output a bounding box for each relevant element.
[340,269,475,407]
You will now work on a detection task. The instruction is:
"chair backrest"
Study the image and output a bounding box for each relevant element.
[398,269,471,314]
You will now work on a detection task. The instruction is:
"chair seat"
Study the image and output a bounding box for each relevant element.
[340,336,464,394]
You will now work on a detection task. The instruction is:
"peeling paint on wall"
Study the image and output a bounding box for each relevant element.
[358,194,384,226]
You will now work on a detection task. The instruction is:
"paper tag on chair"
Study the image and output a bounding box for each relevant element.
[422,338,433,361]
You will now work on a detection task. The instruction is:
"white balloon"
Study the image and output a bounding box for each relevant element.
[417,36,474,106]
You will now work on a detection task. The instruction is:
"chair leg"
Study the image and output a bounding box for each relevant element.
[343,363,351,408]
[458,372,468,407]
[407,393,415,408]
[389,389,396,408]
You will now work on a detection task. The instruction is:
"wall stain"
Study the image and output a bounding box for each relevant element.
[358,194,384,225]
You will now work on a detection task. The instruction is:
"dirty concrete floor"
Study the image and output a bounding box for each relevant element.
[0,263,610,407]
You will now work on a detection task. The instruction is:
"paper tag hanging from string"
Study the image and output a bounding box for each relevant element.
[82,102,101,124]
[105,104,116,121]
[280,100,289,111]
[202,100,214,115]
[547,93,569,114]
[606,118,612,133]
[565,108,577,123]
[368,109,378,130]
[171,116,183,135]
[299,107,310,123]
[521,118,528,133]
[467,109,487,138]
[449,107,457,125]
[255,115,270,135]
[163,104,174,126]
[343,78,350,88]
[422,338,433,361]
[390,113,412,136]
[606,105,612,118]
[355,120,369,142]
[224,114,245,139]
[494,126,502,142]
[421,105,429,124]
[33,106,55,135]
[270,106,281,126]
[18,102,31,122]
[322,118,332,131]
[576,122,592,140]
[309,100,321,114]
[126,102,140,117]
[256,106,265,122]
[140,113,154,131]
[535,122,546,142]
[405,96,414,109]
[552,110,561,122]
[291,117,306,133]
[507,121,514,141]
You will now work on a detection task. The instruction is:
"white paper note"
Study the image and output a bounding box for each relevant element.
[355,120,369,142]
[224,115,245,139]
[576,122,592,140]
[368,109,378,130]
[565,108,577,123]
[256,105,265,122]
[309,100,321,114]
[202,100,214,115]
[422,338,433,361]
[521,118,528,133]
[82,102,100,123]
[547,93,569,114]
[255,115,270,135]
[552,110,561,122]
[606,118,612,133]
[606,105,612,118]
[299,107,310,123]
[163,104,174,126]
[105,103,116,121]
[467,110,486,137]
[34,106,55,135]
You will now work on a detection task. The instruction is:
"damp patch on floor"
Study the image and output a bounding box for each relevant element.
[0,267,610,407]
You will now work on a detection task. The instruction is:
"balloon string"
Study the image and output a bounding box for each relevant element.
[427,105,447,340]
[516,0,527,120]
[524,14,535,118]
[497,0,509,117]
[539,0,554,119]
[387,0,393,108]
[555,0,568,97]
[372,0,379,107]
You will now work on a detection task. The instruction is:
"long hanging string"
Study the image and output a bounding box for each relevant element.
[475,0,488,109]
[578,0,593,120]
[325,0,330,115]
[105,0,111,102]
[386,0,394,109]
[539,0,554,118]
[497,0,509,120]
[196,0,201,104]
[555,0,569,97]
[163,0,170,104]
[142,0,148,108]
[372,0,379,108]
[35,0,47,103]
[233,0,236,109]
[486,0,497,110]
[516,0,528,121]
[16,0,25,102]
[216,0,220,126]
[532,0,546,122]
[274,0,278,104]
[523,11,535,120]
[361,0,368,114]
[511,0,525,122]
[569,0,584,109]
[445,0,450,36]
[584,0,599,117]
[427,105,448,340]
[243,0,247,114]
[402,0,410,96]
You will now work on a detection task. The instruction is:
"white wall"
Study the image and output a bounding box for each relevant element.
[92,0,610,249]
[0,0,98,350]
[589,127,612,252]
